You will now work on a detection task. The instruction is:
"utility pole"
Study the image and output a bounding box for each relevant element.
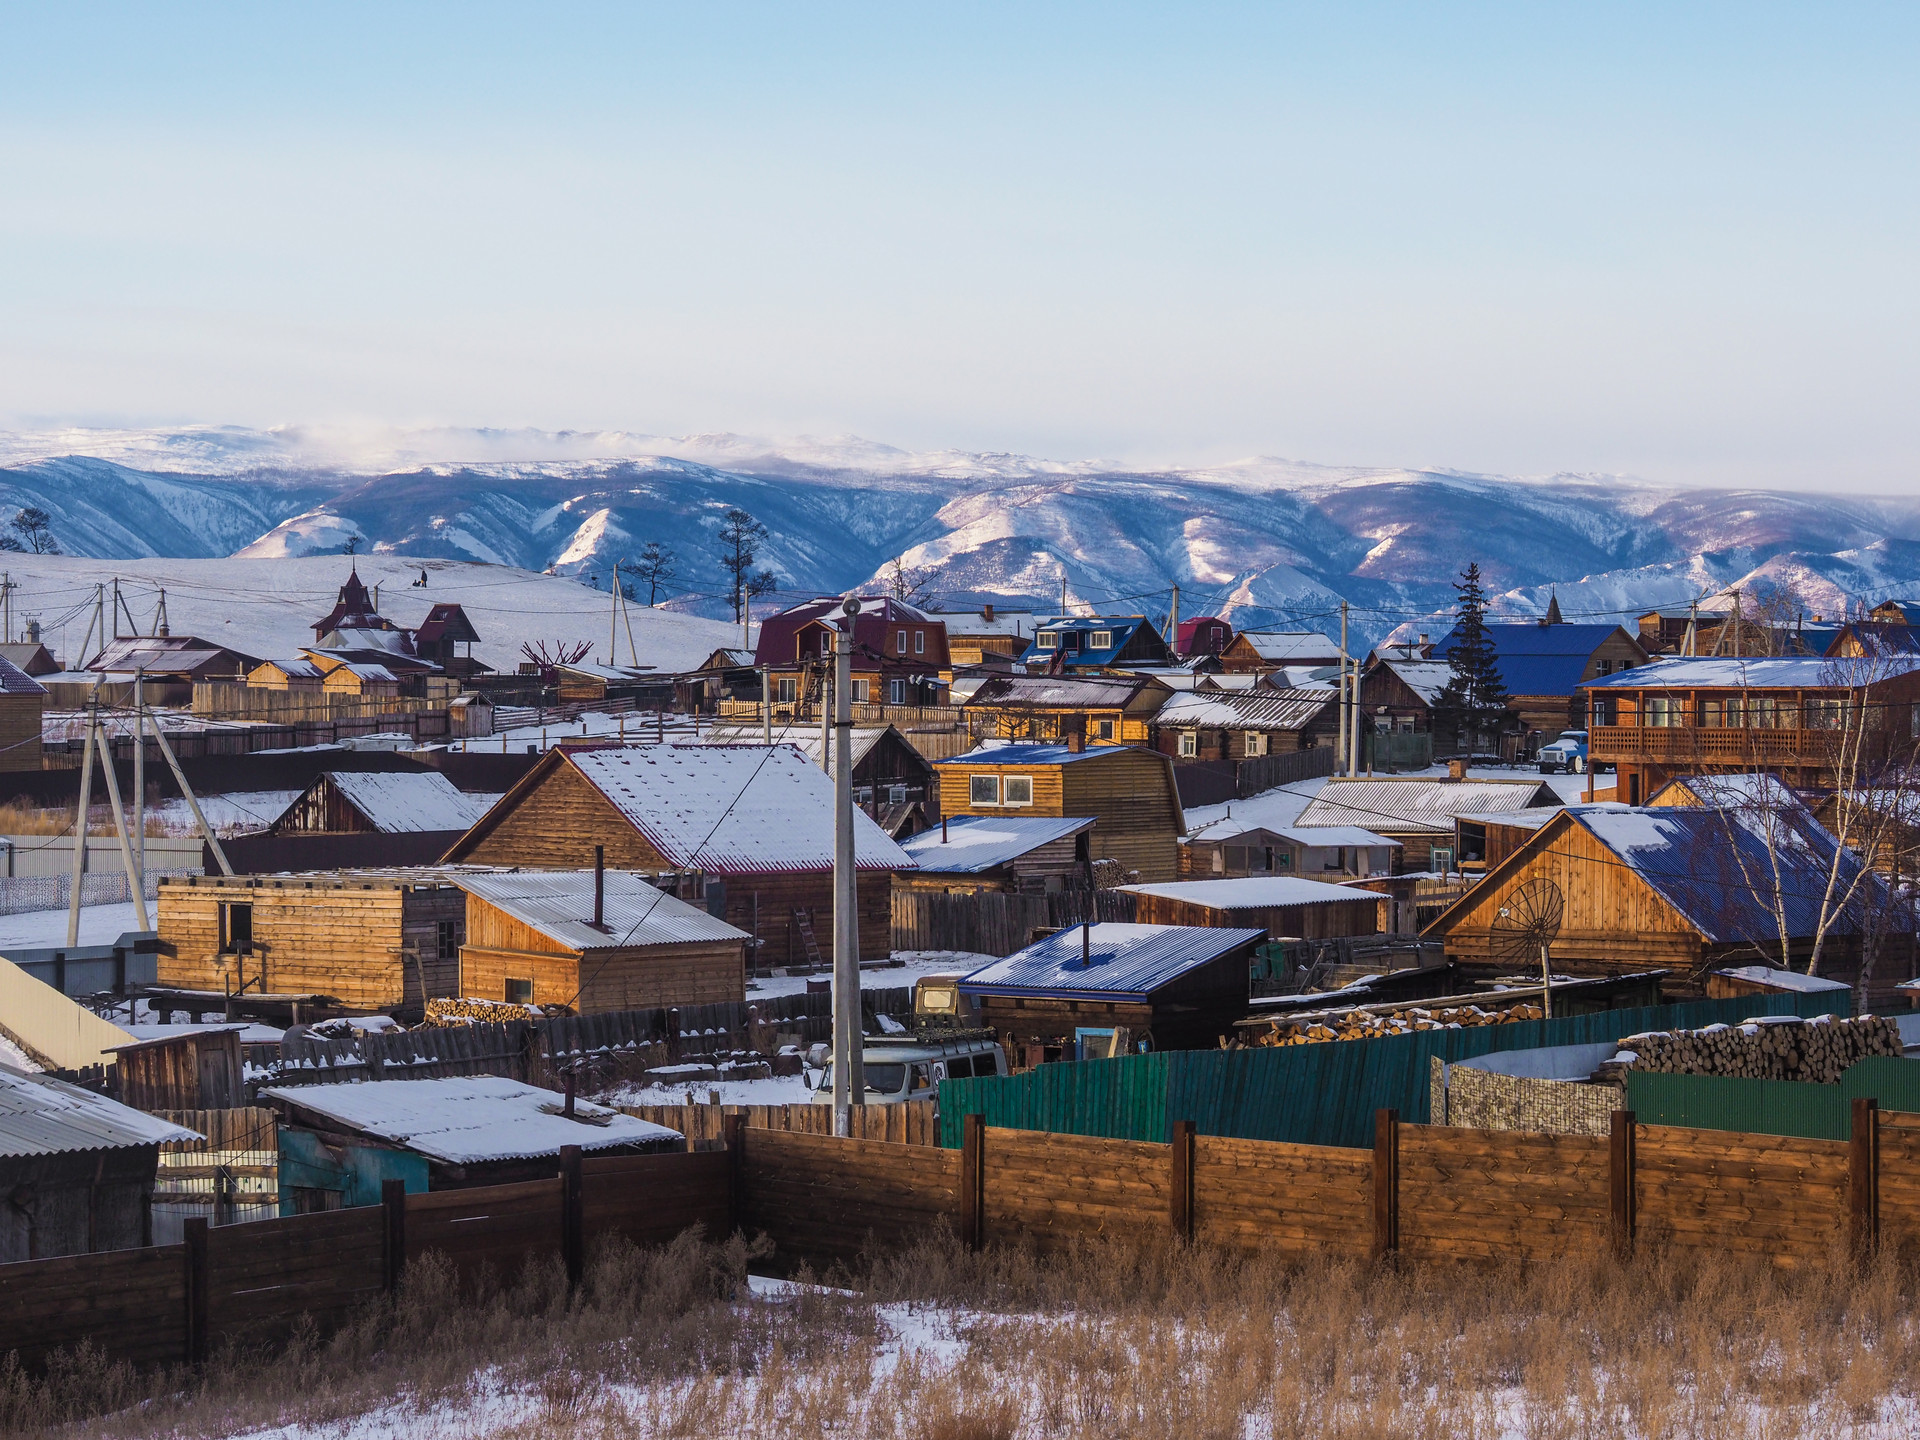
[1731,587,1742,658]
[1684,599,1698,657]
[609,560,620,664]
[831,600,864,1138]
[133,669,145,901]
[1351,645,1364,777]
[819,659,831,773]
[1338,600,1350,776]
[65,691,99,946]
[1060,572,1068,619]
[1168,582,1180,652]
[153,588,169,637]
[760,665,772,744]
[1,572,11,644]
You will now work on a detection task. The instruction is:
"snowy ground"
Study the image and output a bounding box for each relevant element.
[147,789,301,835]
[443,709,715,755]
[609,1073,819,1108]
[0,900,142,948]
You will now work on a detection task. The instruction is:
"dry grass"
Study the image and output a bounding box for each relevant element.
[0,798,172,837]
[5,1230,1920,1439]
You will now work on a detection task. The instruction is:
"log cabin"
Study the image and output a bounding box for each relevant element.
[963,672,1173,747]
[453,868,751,1011]
[697,724,935,809]
[937,605,1039,668]
[1150,686,1340,762]
[155,873,471,1015]
[0,655,44,772]
[894,815,1097,895]
[933,741,1186,883]
[1359,655,1451,736]
[958,922,1265,1062]
[1292,774,1564,872]
[441,743,915,966]
[1216,630,1344,674]
[754,596,950,718]
[1120,877,1388,938]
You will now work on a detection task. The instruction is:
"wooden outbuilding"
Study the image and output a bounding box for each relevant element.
[934,741,1186,882]
[1150,686,1340,761]
[267,770,495,837]
[105,1024,244,1110]
[1120,877,1388,938]
[962,672,1173,747]
[441,743,915,966]
[0,655,44,772]
[895,815,1096,895]
[1293,775,1564,872]
[155,873,471,1015]
[1217,631,1344,674]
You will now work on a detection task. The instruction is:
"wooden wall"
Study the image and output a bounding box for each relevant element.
[1128,890,1385,939]
[1398,1125,1611,1262]
[935,751,1182,883]
[0,693,43,772]
[1634,1123,1849,1265]
[740,1129,960,1263]
[116,1030,243,1111]
[1192,1134,1373,1258]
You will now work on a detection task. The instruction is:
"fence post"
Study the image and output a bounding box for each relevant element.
[961,1113,985,1251]
[560,1145,584,1288]
[1371,1109,1398,1259]
[724,1113,746,1236]
[1851,1098,1879,1260]
[1169,1119,1196,1243]
[382,1178,407,1292]
[1609,1108,1636,1258]
[183,1216,209,1365]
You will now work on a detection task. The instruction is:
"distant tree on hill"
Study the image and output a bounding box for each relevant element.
[631,541,678,605]
[1,508,59,554]
[1433,562,1508,753]
[883,556,936,608]
[341,534,364,556]
[717,509,771,623]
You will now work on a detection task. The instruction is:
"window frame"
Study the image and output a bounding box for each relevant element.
[1178,730,1198,757]
[1089,630,1112,650]
[775,676,797,704]
[436,919,462,960]
[913,630,925,655]
[1244,730,1268,757]
[504,978,534,1005]
[219,901,253,955]
[969,774,1002,806]
[1035,632,1058,650]
[1001,774,1034,806]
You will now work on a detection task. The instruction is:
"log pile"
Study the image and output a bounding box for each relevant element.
[1253,1002,1547,1047]
[1615,1014,1900,1084]
[423,996,573,1026]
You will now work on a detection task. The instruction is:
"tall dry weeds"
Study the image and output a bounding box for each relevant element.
[4,1227,1920,1439]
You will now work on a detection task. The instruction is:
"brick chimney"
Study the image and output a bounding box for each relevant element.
[1063,715,1086,753]
[982,603,995,623]
[1445,757,1468,783]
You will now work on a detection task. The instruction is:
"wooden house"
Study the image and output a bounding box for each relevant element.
[0,655,44,773]
[1019,615,1171,672]
[1121,877,1388,937]
[1359,657,1451,735]
[1179,821,1399,880]
[895,815,1097,895]
[1149,686,1339,761]
[155,873,471,1015]
[86,635,262,705]
[1450,807,1564,874]
[1436,619,1650,753]
[1217,631,1344,674]
[410,602,486,678]
[934,742,1186,883]
[551,662,659,705]
[1637,608,1732,655]
[962,672,1173,747]
[441,743,915,966]
[0,1068,196,1261]
[754,596,950,717]
[268,769,495,837]
[247,657,327,691]
[698,724,935,808]
[453,868,750,1011]
[105,1024,245,1110]
[1580,654,1920,804]
[680,648,762,711]
[1825,622,1920,659]
[939,606,1040,668]
[1424,802,1916,1001]
[1292,775,1564,872]
[1174,616,1233,660]
[319,659,403,699]
[0,641,59,677]
[958,922,1265,1062]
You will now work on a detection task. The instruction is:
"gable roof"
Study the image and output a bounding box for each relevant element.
[698,724,910,771]
[1019,615,1166,667]
[1295,777,1563,834]
[1120,877,1383,908]
[1185,819,1399,849]
[1374,658,1452,707]
[280,771,496,834]
[958,922,1263,999]
[898,815,1095,873]
[0,1065,197,1157]
[1438,621,1646,698]
[0,653,47,699]
[937,741,1131,767]
[1581,655,1920,689]
[412,603,480,645]
[454,869,748,951]
[1154,686,1336,731]
[963,673,1168,710]
[1229,631,1344,663]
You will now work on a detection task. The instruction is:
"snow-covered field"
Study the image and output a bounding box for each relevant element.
[0,900,141,948]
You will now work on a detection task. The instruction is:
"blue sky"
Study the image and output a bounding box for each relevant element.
[1,4,1915,488]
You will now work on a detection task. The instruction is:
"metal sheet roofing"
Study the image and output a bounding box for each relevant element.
[0,1065,198,1157]
[1376,659,1452,706]
[454,869,749,951]
[1295,778,1563,834]
[964,674,1161,709]
[937,741,1121,767]
[565,744,914,873]
[1233,631,1344,662]
[898,815,1095,872]
[1186,819,1399,849]
[261,1075,680,1164]
[1018,616,1157,667]
[0,654,46,698]
[318,770,496,833]
[699,725,893,769]
[1581,655,1920,688]
[959,923,1264,999]
[1155,686,1336,731]
[1120,877,1378,908]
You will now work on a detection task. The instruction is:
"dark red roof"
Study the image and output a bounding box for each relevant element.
[1176,616,1232,656]
[311,567,394,640]
[413,603,481,645]
[753,596,950,671]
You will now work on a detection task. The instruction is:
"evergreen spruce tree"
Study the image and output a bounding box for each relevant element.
[1434,562,1508,752]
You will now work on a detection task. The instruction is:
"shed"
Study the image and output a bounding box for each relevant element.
[267,770,496,837]
[248,657,328,690]
[104,1024,245,1110]
[1119,877,1387,938]
[1179,821,1400,880]
[261,1074,682,1190]
[959,922,1264,1060]
[895,815,1097,895]
[1217,631,1344,673]
[0,1065,197,1260]
[1705,965,1853,1002]
[1150,686,1340,761]
[453,868,751,1011]
[1294,776,1564,871]
[0,654,46,772]
[1452,805,1571,872]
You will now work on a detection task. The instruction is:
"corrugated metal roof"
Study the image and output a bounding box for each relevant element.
[937,742,1120,767]
[1234,631,1343,662]
[1120,877,1376,908]
[1155,686,1336,731]
[0,654,46,697]
[1582,655,1920,689]
[959,923,1264,999]
[964,674,1160,709]
[454,869,749,951]
[0,1066,199,1157]
[1184,820,1400,848]
[319,770,496,833]
[1295,778,1562,834]
[1377,659,1451,706]
[699,725,893,769]
[898,815,1095,872]
[566,744,914,873]
[261,1075,679,1164]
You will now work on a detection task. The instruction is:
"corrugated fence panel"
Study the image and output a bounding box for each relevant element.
[939,1051,1169,1147]
[1843,1056,1920,1112]
[1627,1071,1853,1141]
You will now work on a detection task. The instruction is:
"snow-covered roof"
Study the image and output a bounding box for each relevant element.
[1233,631,1344,662]
[1185,820,1399,849]
[319,626,415,655]
[261,1075,680,1164]
[698,725,897,769]
[0,654,46,698]
[556,662,657,681]
[0,1065,199,1157]
[1452,806,1568,832]
[1712,964,1851,994]
[558,744,914,873]
[307,771,497,833]
[111,1021,284,1045]
[255,657,327,681]
[1120,877,1382,908]
[454,869,749,951]
[936,610,1040,639]
[1648,773,1798,810]
[1375,659,1452,706]
[1582,655,1920,689]
[1295,778,1563,834]
[939,741,1121,767]
[964,674,1165,709]
[959,923,1264,999]
[1155,687,1337,731]
[898,815,1095,872]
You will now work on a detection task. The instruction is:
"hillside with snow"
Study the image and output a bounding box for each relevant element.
[1,426,1917,647]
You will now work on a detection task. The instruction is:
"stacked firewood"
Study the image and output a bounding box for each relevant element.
[422,996,573,1026]
[1615,1015,1901,1084]
[1255,1002,1548,1047]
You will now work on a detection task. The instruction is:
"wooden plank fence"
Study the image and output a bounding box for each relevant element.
[622,1100,938,1150]
[890,888,1138,957]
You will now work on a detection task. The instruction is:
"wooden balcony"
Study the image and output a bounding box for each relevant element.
[1590,725,1855,767]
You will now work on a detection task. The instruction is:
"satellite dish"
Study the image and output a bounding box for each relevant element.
[1489,877,1565,1019]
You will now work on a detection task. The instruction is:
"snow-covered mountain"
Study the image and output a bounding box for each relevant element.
[1,426,1917,647]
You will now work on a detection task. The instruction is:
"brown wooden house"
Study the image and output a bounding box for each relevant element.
[155,873,470,1015]
[1359,657,1451,735]
[934,742,1186,882]
[1149,686,1339,761]
[1293,775,1564,872]
[441,743,915,966]
[1216,631,1344,674]
[105,1025,244,1110]
[0,655,44,772]
[962,672,1173,747]
[755,596,951,717]
[894,815,1096,895]
[267,770,494,837]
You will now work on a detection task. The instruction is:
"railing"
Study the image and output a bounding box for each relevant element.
[1589,726,1863,765]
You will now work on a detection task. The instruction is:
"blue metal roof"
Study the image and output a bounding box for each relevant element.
[959,922,1265,999]
[1580,655,1920,689]
[938,742,1119,766]
[899,815,1095,873]
[1018,616,1153,667]
[1443,622,1627,657]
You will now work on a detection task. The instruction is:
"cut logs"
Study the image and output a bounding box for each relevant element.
[1613,1014,1900,1084]
[1253,1002,1548,1047]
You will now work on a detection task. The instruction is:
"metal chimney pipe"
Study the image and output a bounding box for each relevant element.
[593,844,605,928]
[941,815,949,843]
[1082,921,1092,968]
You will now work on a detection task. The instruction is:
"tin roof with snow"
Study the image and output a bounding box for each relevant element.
[1374,659,1453,707]
[937,741,1122,767]
[0,1065,198,1158]
[698,725,905,770]
[1185,818,1399,849]
[1712,964,1851,995]
[1230,631,1344,663]
[898,815,1095,873]
[1294,777,1563,835]
[453,869,749,951]
[1120,877,1384,908]
[1580,655,1920,689]
[962,673,1168,709]
[0,654,46,698]
[958,923,1265,1000]
[1154,687,1338,731]
[272,770,497,834]
[262,1076,680,1163]
[448,743,914,873]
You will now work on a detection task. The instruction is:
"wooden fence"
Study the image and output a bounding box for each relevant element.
[622,1099,937,1149]
[2,1101,1911,1370]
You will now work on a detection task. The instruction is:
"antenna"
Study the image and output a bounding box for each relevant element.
[1488,877,1565,1019]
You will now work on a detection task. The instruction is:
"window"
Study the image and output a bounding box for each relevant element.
[1275,849,1294,871]
[944,1054,973,1079]
[1701,698,1727,727]
[914,630,925,654]
[1324,847,1347,872]
[1595,659,1613,676]
[1590,697,1617,727]
[1807,697,1852,730]
[820,632,831,655]
[888,678,909,704]
[1179,731,1198,757]
[1089,630,1112,650]
[1430,846,1455,874]
[775,676,797,704]
[850,678,870,703]
[436,920,462,960]
[289,1187,345,1215]
[1645,695,1684,727]
[1036,632,1058,650]
[863,1063,908,1095]
[909,1063,933,1094]
[969,774,1002,806]
[504,978,533,1004]
[1002,775,1034,806]
[896,629,907,653]
[1244,731,1268,757]
[1093,717,1116,741]
[219,902,253,955]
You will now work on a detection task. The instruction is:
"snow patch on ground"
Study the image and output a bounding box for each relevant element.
[0,901,142,948]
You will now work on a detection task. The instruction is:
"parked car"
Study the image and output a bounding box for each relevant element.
[806,1032,1007,1106]
[1538,729,1588,773]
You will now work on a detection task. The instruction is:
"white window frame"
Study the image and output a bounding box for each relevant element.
[1244,730,1268,756]
[914,630,925,655]
[850,677,870,703]
[1178,731,1198,757]
[820,632,831,656]
[889,677,909,704]
[896,630,908,654]
[1090,630,1112,649]
[1093,717,1116,741]
[1002,775,1034,806]
[775,676,797,704]
[1036,632,1058,650]
[969,774,1002,806]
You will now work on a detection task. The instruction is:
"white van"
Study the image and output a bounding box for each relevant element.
[807,1032,1007,1105]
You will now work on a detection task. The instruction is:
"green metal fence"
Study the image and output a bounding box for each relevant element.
[1626,1054,1920,1142]
[938,991,1848,1149]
